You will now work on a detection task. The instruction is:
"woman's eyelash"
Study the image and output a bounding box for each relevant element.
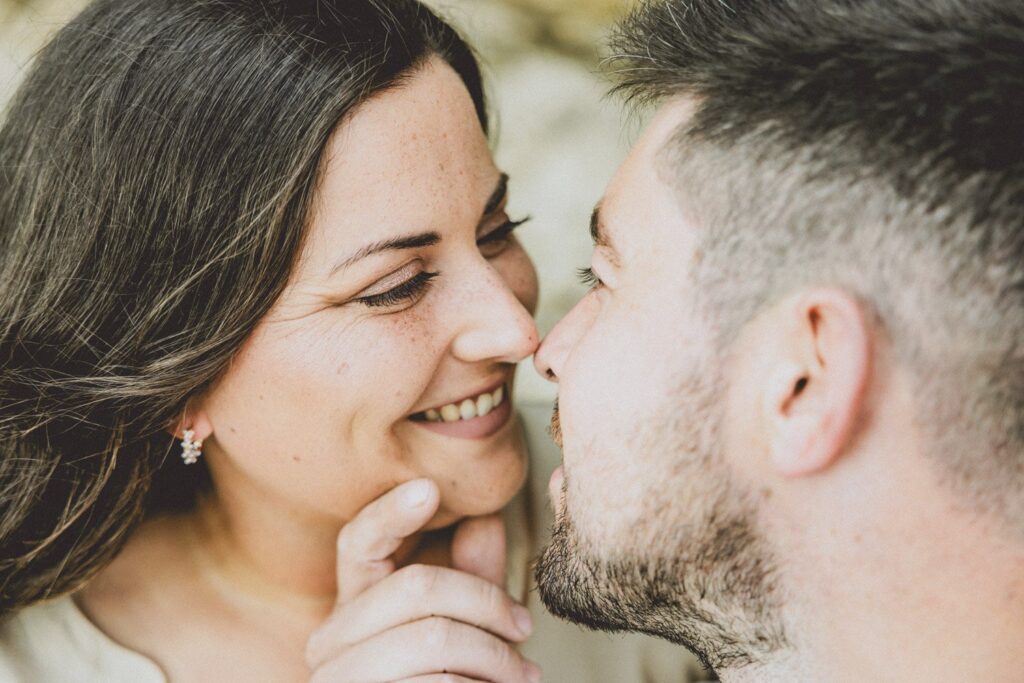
[352,217,528,309]
[577,266,602,289]
[356,270,439,308]
[478,216,531,245]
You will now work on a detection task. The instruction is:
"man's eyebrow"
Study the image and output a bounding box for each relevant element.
[590,204,606,246]
[590,203,621,265]
[329,232,441,276]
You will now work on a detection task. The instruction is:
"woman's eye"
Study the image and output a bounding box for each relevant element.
[355,271,439,309]
[477,216,530,258]
[577,266,604,290]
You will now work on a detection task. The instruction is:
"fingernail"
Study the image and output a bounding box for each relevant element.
[513,605,533,638]
[524,660,542,683]
[402,480,431,508]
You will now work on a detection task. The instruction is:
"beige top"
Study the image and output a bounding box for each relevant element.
[0,403,709,682]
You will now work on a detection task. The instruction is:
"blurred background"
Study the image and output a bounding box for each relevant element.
[0,0,645,405]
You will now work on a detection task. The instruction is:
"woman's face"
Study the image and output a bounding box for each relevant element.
[196,57,539,529]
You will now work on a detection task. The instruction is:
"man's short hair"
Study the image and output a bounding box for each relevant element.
[610,0,1024,532]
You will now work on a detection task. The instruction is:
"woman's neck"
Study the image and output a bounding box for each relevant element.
[186,486,441,621]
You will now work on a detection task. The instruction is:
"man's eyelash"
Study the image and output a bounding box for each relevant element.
[478,217,531,245]
[356,271,439,308]
[577,267,602,289]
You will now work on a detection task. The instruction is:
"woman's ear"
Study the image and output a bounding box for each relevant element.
[168,401,214,444]
[762,288,872,478]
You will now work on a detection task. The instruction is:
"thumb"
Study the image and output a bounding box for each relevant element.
[451,513,507,587]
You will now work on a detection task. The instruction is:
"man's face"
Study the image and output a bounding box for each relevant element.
[533,100,785,669]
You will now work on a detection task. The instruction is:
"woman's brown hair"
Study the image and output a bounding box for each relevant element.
[0,0,487,615]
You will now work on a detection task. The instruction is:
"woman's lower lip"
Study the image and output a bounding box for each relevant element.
[410,394,513,440]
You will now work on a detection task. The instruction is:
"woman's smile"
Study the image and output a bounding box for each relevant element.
[409,379,514,440]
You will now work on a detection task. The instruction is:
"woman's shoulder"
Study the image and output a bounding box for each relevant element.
[513,401,714,683]
[0,595,165,682]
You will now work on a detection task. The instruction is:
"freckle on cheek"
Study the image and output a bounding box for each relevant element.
[292,456,301,463]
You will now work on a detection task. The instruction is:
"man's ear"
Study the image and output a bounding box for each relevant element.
[762,288,872,478]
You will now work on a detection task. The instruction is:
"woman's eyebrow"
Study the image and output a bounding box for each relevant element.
[329,174,508,277]
[483,173,510,216]
[329,232,441,276]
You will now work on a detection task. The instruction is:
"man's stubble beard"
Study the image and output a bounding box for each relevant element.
[536,361,788,672]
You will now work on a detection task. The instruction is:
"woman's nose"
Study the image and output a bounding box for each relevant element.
[451,269,539,364]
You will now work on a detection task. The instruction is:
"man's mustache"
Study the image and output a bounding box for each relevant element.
[549,398,563,448]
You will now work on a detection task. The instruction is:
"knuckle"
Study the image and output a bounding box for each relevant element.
[398,563,441,597]
[487,635,518,673]
[420,615,455,652]
[479,581,506,619]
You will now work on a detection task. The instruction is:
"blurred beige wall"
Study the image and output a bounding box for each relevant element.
[0,0,643,405]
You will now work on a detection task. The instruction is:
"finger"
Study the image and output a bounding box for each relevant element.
[307,564,532,666]
[451,514,506,587]
[309,617,542,683]
[335,479,440,604]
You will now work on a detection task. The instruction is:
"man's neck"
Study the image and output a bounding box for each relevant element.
[717,519,1024,682]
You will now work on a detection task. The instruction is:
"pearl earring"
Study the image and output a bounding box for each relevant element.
[180,429,203,465]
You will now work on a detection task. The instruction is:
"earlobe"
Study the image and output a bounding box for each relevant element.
[766,289,872,478]
[168,405,214,444]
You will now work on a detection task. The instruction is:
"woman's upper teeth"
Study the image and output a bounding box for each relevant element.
[424,386,505,422]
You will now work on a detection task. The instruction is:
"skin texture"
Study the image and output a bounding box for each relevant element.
[77,58,543,683]
[534,97,1024,681]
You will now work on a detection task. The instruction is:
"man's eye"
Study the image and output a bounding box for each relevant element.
[355,271,439,308]
[477,217,531,258]
[577,266,603,290]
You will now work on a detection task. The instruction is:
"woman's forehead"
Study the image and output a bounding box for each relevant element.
[304,57,497,263]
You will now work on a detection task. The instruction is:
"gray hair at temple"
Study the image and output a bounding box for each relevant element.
[608,0,1024,533]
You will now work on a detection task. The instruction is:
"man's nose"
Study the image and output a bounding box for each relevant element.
[534,306,581,383]
[533,335,559,382]
[535,293,599,382]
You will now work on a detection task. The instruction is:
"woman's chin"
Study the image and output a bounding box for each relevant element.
[426,462,529,530]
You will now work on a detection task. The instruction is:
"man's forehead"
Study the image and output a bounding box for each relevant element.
[599,97,698,257]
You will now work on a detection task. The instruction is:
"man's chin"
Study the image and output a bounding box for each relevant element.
[533,498,788,673]
[535,523,627,631]
[534,513,650,635]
